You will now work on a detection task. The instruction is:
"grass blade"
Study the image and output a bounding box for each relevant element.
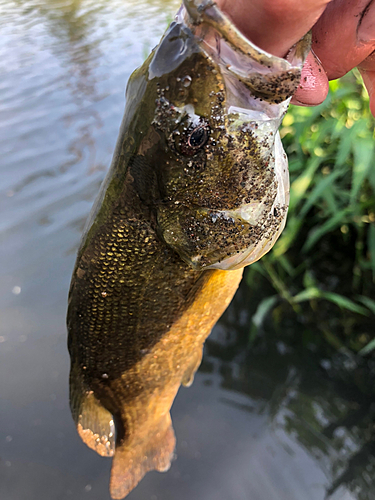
[321,292,369,315]
[251,295,279,328]
[289,157,321,211]
[356,295,375,314]
[303,208,350,252]
[292,287,321,303]
[359,339,375,356]
[300,168,344,217]
[368,224,375,280]
[351,138,374,203]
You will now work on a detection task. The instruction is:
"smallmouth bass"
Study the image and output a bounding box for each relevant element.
[67,1,310,498]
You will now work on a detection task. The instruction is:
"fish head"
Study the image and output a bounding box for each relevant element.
[85,1,309,272]
[134,0,310,271]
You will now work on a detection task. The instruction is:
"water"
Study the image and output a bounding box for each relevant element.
[1,1,375,499]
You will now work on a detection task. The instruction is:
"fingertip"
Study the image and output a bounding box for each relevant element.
[291,50,329,106]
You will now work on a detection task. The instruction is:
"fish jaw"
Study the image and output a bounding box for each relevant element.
[154,0,310,271]
[204,133,289,270]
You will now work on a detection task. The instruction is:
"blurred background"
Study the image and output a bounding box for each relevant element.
[1,0,375,499]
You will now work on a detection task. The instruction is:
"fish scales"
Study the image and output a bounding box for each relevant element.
[68,208,202,377]
[67,0,310,498]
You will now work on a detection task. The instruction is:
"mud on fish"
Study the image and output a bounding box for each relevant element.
[67,0,310,498]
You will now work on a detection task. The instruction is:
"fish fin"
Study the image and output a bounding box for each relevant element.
[76,392,115,457]
[110,413,175,500]
[69,364,115,457]
[181,348,203,387]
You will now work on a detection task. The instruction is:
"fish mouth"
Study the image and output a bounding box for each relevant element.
[176,0,309,270]
[157,1,310,272]
[191,203,287,271]
[202,210,287,270]
[161,131,290,271]
[182,0,311,104]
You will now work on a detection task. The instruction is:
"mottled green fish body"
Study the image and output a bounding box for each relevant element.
[67,1,310,498]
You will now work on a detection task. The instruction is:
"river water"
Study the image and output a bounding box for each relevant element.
[1,1,374,499]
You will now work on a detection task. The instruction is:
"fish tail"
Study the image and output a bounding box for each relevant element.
[110,412,175,500]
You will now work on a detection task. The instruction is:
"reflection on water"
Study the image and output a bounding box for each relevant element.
[206,283,375,500]
[1,0,375,499]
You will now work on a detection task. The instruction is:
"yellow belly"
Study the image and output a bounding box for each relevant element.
[110,267,244,499]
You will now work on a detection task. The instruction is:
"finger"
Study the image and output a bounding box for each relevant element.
[312,0,375,79]
[357,47,375,71]
[217,0,332,57]
[291,50,329,106]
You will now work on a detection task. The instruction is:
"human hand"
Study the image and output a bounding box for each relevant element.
[216,0,375,115]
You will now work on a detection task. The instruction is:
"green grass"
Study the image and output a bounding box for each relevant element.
[246,70,375,354]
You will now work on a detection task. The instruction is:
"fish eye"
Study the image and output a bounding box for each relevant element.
[188,126,208,149]
[171,121,209,156]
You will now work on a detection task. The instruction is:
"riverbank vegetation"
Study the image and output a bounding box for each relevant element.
[246,70,375,355]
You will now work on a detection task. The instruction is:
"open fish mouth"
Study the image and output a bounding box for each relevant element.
[157,0,311,271]
[182,0,311,104]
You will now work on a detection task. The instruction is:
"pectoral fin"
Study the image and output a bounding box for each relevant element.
[181,348,203,387]
[69,363,115,457]
[76,392,115,457]
[110,412,175,500]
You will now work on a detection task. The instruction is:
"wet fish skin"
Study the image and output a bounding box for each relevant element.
[67,23,243,497]
[67,1,310,498]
